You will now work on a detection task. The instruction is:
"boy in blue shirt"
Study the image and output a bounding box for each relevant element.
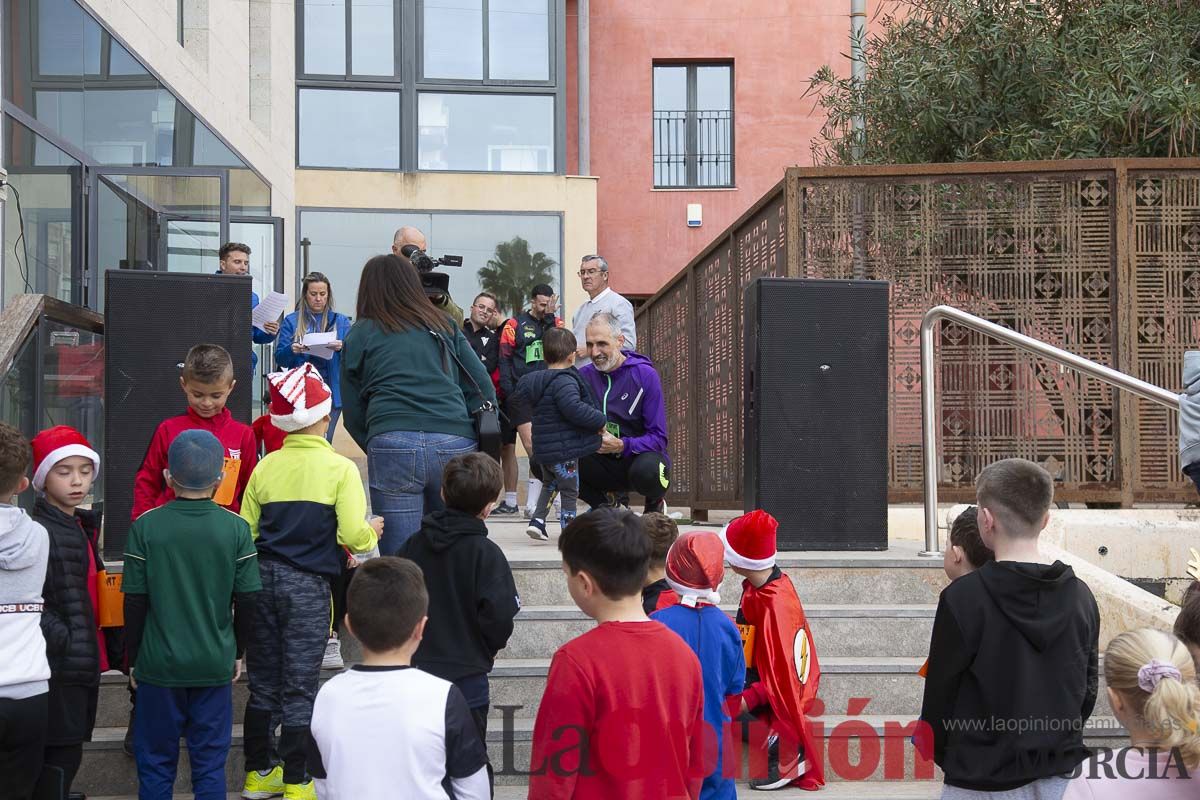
[652,530,746,800]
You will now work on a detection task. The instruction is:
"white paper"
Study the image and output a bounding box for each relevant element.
[251,292,288,331]
[300,330,338,361]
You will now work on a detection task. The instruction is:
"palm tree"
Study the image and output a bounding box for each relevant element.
[477,236,557,317]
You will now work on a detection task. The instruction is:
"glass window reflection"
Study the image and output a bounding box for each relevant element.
[423,0,483,80]
[299,88,401,169]
[304,0,347,75]
[488,0,549,81]
[299,209,561,324]
[351,0,396,76]
[418,92,553,172]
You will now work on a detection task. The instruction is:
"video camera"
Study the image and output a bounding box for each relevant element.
[399,244,462,297]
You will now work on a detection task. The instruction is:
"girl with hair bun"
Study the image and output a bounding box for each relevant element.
[1063,628,1200,798]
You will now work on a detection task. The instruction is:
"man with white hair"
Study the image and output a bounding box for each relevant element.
[392,226,464,326]
[571,255,636,362]
[577,312,670,513]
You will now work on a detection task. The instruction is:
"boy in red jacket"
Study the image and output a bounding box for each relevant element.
[132,344,257,519]
[528,508,706,800]
[724,510,824,791]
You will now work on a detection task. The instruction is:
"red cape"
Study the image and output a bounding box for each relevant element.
[740,572,825,790]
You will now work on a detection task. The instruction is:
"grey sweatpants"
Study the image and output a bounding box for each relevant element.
[244,559,330,783]
[941,776,1070,800]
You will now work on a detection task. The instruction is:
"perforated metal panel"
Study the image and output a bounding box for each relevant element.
[104,271,253,557]
[744,278,888,550]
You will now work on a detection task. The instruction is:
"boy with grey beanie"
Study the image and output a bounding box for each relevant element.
[0,421,51,800]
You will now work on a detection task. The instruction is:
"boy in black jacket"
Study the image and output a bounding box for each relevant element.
[397,453,520,772]
[29,425,106,800]
[516,327,607,541]
[919,458,1100,798]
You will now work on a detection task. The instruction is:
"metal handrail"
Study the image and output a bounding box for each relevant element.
[920,305,1181,556]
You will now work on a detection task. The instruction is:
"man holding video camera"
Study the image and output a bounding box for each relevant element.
[392,226,464,325]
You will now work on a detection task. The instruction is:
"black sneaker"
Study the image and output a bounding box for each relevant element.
[494,502,519,515]
[525,518,549,541]
[749,735,805,791]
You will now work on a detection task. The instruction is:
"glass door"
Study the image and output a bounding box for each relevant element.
[230,217,284,419]
[86,168,227,309]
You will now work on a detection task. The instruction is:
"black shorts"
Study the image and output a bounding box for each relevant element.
[503,394,533,445]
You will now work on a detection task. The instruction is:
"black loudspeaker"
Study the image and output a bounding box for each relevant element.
[104,272,253,558]
[743,278,889,551]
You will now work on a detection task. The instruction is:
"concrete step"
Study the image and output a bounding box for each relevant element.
[93,780,949,799]
[77,716,1128,794]
[332,604,939,664]
[93,782,948,799]
[502,538,949,607]
[95,655,1113,729]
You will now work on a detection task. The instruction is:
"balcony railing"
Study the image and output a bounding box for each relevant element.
[653,109,733,189]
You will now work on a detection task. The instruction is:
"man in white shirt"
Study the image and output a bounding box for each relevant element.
[571,255,636,362]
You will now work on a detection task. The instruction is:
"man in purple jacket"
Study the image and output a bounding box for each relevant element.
[578,312,671,514]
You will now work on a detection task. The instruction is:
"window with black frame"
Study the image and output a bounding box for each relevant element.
[653,63,734,189]
[296,0,560,173]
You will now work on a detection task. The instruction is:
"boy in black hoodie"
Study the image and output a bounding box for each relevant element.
[398,453,521,770]
[920,458,1100,798]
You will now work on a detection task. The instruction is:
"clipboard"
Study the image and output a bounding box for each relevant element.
[212,457,241,507]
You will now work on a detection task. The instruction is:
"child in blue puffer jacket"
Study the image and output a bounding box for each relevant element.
[517,327,606,541]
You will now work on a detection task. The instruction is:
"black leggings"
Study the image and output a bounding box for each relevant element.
[0,694,48,800]
[579,452,670,513]
[32,744,82,800]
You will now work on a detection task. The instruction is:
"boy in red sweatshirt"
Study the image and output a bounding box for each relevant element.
[132,344,257,518]
[723,510,824,791]
[528,508,706,800]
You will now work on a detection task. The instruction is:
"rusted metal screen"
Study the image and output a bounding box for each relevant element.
[636,161,1200,510]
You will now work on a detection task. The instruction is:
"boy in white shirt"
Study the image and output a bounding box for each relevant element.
[306,557,490,800]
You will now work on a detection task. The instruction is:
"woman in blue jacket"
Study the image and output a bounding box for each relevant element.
[275,272,352,442]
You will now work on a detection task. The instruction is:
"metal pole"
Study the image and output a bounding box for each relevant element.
[850,0,867,160]
[920,305,1180,556]
[849,0,868,277]
[577,0,590,175]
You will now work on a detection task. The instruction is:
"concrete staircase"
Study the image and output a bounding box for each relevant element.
[77,520,1123,799]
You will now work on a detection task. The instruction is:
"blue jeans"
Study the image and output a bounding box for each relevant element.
[368,430,477,554]
[133,682,232,800]
[325,407,341,444]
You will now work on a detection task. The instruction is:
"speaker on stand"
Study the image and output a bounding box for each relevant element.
[103,271,253,558]
[743,278,889,551]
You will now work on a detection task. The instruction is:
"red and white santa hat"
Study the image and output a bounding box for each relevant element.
[31,425,100,492]
[268,363,333,433]
[665,530,726,607]
[720,509,778,570]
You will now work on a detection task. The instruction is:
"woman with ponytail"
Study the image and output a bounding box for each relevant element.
[1064,628,1200,798]
[275,272,352,443]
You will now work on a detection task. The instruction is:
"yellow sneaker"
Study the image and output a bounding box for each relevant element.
[242,765,285,799]
[283,781,318,800]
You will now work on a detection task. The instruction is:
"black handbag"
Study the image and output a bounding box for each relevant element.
[428,328,503,461]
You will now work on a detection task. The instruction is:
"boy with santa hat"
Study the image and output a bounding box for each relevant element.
[29,425,106,800]
[722,510,824,791]
[239,364,382,800]
[651,530,746,800]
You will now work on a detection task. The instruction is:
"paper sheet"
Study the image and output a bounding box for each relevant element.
[251,292,288,331]
[300,330,339,361]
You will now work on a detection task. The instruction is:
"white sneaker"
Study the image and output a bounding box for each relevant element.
[321,636,344,670]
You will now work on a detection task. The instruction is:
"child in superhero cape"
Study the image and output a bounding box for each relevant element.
[723,510,824,791]
[652,530,745,800]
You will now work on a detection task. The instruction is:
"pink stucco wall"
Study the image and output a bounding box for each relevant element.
[569,1,871,297]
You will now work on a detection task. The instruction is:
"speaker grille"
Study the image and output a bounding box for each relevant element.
[104,271,253,558]
[744,278,889,550]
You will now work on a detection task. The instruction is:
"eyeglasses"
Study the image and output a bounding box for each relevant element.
[578,269,603,277]
[472,303,495,311]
